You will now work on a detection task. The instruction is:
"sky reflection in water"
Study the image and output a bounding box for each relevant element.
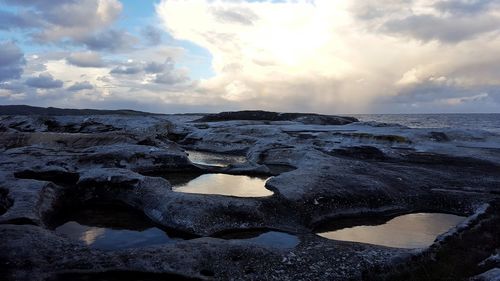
[56,221,174,250]
[318,213,465,249]
[172,173,273,197]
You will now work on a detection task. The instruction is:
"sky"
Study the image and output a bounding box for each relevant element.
[0,0,500,114]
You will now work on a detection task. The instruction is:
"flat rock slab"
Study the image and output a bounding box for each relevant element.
[0,109,499,280]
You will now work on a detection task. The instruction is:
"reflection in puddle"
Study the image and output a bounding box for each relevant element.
[56,222,172,250]
[53,203,181,250]
[318,213,465,249]
[220,230,300,249]
[185,150,246,167]
[171,174,273,197]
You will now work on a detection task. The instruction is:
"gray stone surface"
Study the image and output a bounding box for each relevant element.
[0,109,499,280]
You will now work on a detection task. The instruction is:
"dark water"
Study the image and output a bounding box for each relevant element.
[56,222,172,250]
[171,173,273,197]
[185,150,246,167]
[355,114,500,133]
[317,213,465,249]
[220,230,300,249]
[54,204,180,250]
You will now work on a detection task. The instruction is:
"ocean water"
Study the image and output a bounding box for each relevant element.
[354,114,500,133]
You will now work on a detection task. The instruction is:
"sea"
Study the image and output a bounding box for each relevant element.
[353,114,500,133]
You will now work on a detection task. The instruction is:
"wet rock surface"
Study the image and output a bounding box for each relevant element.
[0,108,499,280]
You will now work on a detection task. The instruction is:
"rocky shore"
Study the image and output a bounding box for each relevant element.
[0,106,499,281]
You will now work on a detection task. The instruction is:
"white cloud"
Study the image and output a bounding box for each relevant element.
[155,0,500,113]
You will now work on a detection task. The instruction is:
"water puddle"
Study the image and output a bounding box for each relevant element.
[171,173,273,197]
[186,150,246,167]
[53,203,183,250]
[317,213,465,248]
[219,230,300,249]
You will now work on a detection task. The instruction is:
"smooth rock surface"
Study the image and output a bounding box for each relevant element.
[1,107,499,281]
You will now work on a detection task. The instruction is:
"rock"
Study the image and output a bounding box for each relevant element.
[194,110,358,125]
[0,108,499,280]
[429,131,450,142]
[331,146,386,160]
[470,268,500,281]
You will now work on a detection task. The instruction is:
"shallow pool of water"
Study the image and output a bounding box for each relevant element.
[54,203,181,250]
[171,173,273,197]
[317,213,466,249]
[186,150,246,167]
[220,230,300,249]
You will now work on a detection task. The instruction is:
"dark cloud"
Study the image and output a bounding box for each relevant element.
[67,81,94,91]
[25,73,63,89]
[110,65,142,75]
[1,0,78,7]
[0,10,41,30]
[141,26,163,45]
[109,58,188,85]
[144,58,174,74]
[154,72,189,85]
[0,41,26,82]
[81,29,137,52]
[144,62,166,73]
[384,14,500,42]
[349,1,413,21]
[350,0,500,43]
[66,52,105,68]
[110,58,180,77]
[1,0,124,49]
[434,0,497,15]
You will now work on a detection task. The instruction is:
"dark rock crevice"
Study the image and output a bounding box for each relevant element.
[14,170,80,185]
[0,188,13,216]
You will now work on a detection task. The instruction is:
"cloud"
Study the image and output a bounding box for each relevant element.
[154,71,189,85]
[0,10,41,30]
[81,29,138,52]
[109,58,189,85]
[110,65,143,75]
[0,41,26,82]
[383,14,500,43]
[2,0,126,49]
[67,81,94,91]
[144,61,168,74]
[2,0,500,113]
[141,25,163,45]
[154,0,500,113]
[211,6,258,25]
[350,0,500,43]
[434,0,498,15]
[66,52,105,68]
[25,73,64,89]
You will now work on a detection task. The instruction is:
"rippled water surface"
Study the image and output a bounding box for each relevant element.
[355,114,500,133]
[318,213,466,248]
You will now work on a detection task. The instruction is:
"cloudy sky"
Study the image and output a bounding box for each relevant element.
[1,0,499,114]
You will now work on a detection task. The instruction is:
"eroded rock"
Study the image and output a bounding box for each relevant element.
[0,108,499,281]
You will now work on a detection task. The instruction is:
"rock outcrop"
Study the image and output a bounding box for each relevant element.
[0,107,499,281]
